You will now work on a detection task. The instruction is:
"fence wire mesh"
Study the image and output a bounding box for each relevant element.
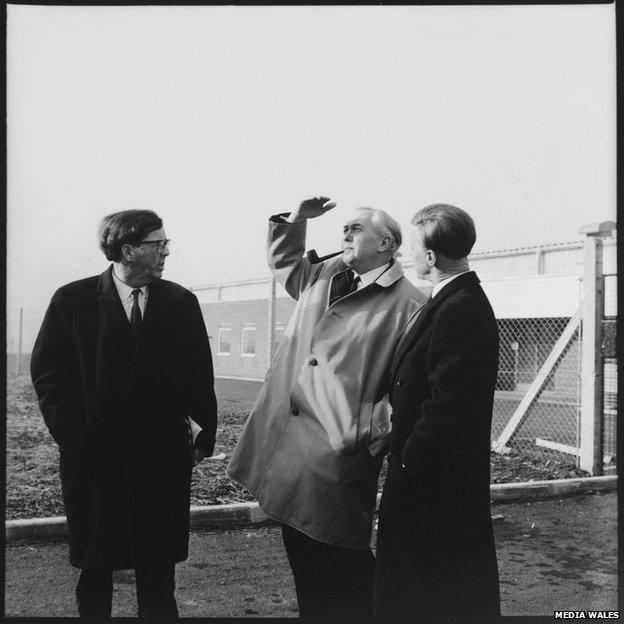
[488,265,583,466]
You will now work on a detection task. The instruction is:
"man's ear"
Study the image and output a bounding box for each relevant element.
[426,249,437,267]
[379,235,392,253]
[121,243,134,262]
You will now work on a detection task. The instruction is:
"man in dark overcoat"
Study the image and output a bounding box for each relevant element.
[374,203,501,622]
[30,209,218,618]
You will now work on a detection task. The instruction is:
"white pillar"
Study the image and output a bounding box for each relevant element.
[578,221,614,474]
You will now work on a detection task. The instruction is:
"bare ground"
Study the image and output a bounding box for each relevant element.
[5,493,618,617]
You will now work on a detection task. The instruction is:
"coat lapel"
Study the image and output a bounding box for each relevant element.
[391,271,481,375]
[98,266,136,349]
[324,258,406,310]
[390,296,434,374]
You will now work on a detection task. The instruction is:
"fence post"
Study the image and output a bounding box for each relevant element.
[535,248,544,274]
[16,307,24,376]
[266,278,276,370]
[578,221,614,474]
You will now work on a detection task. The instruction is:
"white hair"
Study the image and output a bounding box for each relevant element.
[356,207,402,256]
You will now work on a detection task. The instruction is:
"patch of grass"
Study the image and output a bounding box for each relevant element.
[6,374,590,520]
[490,447,589,483]
[5,376,256,518]
[190,402,255,506]
[6,376,64,518]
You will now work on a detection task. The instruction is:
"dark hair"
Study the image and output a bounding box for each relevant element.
[411,203,476,259]
[98,209,163,261]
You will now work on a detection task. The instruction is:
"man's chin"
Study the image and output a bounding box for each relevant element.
[342,252,355,267]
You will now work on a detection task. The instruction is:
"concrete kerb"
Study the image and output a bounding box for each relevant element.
[5,475,617,544]
[489,474,616,502]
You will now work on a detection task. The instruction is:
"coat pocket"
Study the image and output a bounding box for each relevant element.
[358,398,392,457]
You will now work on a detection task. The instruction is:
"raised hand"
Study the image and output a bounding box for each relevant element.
[288,196,337,223]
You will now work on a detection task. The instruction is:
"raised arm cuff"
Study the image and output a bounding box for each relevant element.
[269,213,292,224]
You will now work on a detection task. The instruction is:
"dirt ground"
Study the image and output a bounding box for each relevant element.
[4,492,617,618]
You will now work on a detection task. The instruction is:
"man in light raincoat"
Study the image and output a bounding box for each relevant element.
[227,196,427,619]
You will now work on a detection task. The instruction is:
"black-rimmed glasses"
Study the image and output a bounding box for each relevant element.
[134,239,171,251]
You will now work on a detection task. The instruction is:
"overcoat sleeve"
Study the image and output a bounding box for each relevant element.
[267,214,318,300]
[184,292,218,455]
[30,289,84,449]
[401,298,491,475]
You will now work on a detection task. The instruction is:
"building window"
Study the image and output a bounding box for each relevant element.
[217,327,232,355]
[241,324,257,356]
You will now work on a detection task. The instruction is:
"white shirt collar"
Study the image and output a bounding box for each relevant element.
[354,262,391,289]
[112,268,148,302]
[431,270,471,298]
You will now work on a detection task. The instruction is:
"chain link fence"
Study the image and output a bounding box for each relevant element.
[603,358,617,469]
[8,236,617,475]
[492,314,581,454]
[483,270,582,462]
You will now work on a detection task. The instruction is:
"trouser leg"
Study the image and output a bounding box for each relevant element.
[281,524,374,619]
[76,568,113,618]
[135,562,178,618]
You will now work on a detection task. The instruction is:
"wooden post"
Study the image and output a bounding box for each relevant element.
[578,221,614,474]
[266,278,276,370]
[16,307,23,376]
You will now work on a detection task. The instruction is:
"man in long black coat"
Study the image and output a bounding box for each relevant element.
[30,209,218,618]
[374,203,501,623]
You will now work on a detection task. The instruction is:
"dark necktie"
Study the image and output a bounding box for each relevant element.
[329,269,361,307]
[130,289,142,340]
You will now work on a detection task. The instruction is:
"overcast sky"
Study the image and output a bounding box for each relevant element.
[7,4,616,318]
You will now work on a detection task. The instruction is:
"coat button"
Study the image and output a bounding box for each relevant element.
[396,377,404,387]
[291,407,299,416]
[308,357,318,366]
